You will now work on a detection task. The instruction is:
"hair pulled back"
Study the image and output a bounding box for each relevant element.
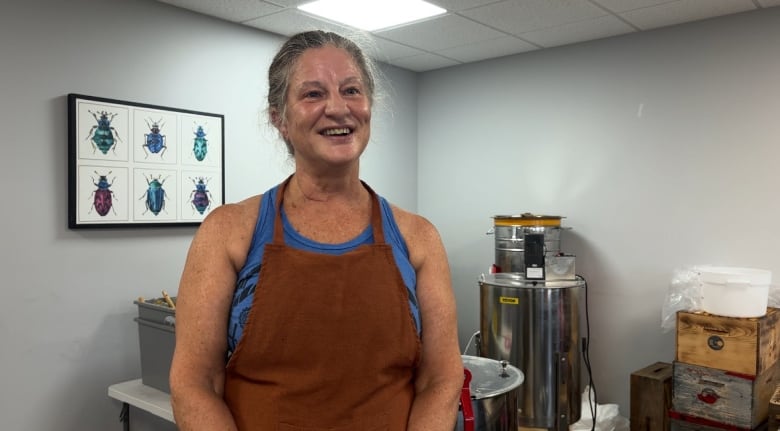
[267,30,377,155]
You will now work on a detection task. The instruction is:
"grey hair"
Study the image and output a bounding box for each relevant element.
[267,30,380,156]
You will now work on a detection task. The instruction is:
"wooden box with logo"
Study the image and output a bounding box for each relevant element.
[676,308,780,376]
[671,361,779,429]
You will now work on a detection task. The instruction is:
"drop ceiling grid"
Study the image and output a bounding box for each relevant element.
[154,0,780,72]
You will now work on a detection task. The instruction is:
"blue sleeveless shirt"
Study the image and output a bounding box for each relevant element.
[227,183,421,353]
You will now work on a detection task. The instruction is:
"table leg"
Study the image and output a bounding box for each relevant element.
[119,402,129,431]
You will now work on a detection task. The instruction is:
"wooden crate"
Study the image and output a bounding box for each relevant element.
[631,361,673,431]
[672,361,779,429]
[676,308,780,376]
[769,385,780,431]
[669,410,768,431]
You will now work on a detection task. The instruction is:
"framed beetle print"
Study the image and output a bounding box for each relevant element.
[68,93,224,228]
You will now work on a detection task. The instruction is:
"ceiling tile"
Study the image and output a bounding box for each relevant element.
[461,0,607,35]
[426,0,506,13]
[265,0,310,7]
[619,0,757,30]
[242,8,354,35]
[521,14,636,48]
[437,36,537,63]
[388,53,462,72]
[375,14,506,51]
[590,0,678,14]
[158,0,282,22]
[368,37,429,62]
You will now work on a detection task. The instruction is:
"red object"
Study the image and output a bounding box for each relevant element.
[461,368,475,431]
[669,410,751,431]
[696,388,720,404]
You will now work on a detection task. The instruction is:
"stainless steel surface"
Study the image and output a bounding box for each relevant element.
[478,273,584,430]
[545,255,576,281]
[456,355,524,431]
[492,225,561,273]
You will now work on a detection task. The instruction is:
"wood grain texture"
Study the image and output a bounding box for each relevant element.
[676,308,780,375]
[631,362,673,431]
[672,361,778,429]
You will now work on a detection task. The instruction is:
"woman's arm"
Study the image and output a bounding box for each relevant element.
[169,199,258,430]
[400,211,464,431]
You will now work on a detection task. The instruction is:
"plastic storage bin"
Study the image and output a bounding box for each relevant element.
[698,266,771,318]
[134,298,176,393]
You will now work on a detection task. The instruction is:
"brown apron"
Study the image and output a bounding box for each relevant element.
[224,178,421,430]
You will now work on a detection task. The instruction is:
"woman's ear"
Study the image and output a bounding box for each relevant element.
[270,108,288,140]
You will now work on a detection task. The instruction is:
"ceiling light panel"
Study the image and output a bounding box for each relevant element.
[298,0,447,31]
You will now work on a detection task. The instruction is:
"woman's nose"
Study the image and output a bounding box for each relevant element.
[324,94,349,116]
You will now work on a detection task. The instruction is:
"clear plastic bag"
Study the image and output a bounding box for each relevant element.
[661,266,703,333]
[570,386,629,431]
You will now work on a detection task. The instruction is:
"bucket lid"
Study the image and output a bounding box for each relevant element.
[479,272,585,289]
[493,213,562,227]
[696,265,772,285]
[461,355,523,399]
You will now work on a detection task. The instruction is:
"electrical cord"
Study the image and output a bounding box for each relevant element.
[463,330,480,355]
[579,274,597,431]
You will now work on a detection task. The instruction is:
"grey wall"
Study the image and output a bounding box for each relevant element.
[0,0,417,429]
[418,6,780,418]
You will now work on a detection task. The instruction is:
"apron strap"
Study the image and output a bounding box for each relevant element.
[271,175,386,245]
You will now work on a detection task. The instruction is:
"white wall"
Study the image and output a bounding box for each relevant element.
[417,6,780,418]
[0,0,417,429]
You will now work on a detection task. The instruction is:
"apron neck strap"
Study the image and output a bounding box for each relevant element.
[273,175,385,244]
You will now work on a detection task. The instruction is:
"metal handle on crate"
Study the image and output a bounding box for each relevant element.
[164,315,176,327]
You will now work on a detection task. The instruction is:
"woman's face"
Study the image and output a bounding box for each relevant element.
[278,45,372,170]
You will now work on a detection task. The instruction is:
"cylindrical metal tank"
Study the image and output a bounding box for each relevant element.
[478,273,584,431]
[492,214,563,273]
[455,355,524,431]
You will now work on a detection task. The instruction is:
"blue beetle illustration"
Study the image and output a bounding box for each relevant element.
[86,110,122,155]
[138,174,168,216]
[143,118,167,158]
[192,124,208,162]
[189,176,213,215]
[88,170,117,216]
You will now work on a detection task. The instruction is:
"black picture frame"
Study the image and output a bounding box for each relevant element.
[68,93,225,229]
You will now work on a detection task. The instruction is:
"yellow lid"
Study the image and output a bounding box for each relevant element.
[493,213,562,227]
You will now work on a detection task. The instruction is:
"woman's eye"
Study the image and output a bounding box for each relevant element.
[344,87,361,95]
[304,90,322,98]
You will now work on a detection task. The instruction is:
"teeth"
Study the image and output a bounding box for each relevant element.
[323,128,350,136]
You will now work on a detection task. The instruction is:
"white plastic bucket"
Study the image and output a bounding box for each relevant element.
[698,265,771,318]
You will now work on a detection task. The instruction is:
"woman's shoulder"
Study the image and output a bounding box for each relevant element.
[386,203,442,250]
[202,194,263,229]
[194,194,264,264]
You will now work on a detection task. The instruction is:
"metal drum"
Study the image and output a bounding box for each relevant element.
[478,273,584,431]
[491,214,563,273]
[455,355,524,431]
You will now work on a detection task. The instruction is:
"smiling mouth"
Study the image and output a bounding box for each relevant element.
[321,127,352,136]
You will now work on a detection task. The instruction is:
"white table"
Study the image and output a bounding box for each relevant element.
[108,379,174,430]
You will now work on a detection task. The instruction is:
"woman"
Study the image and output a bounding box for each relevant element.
[170,30,463,430]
